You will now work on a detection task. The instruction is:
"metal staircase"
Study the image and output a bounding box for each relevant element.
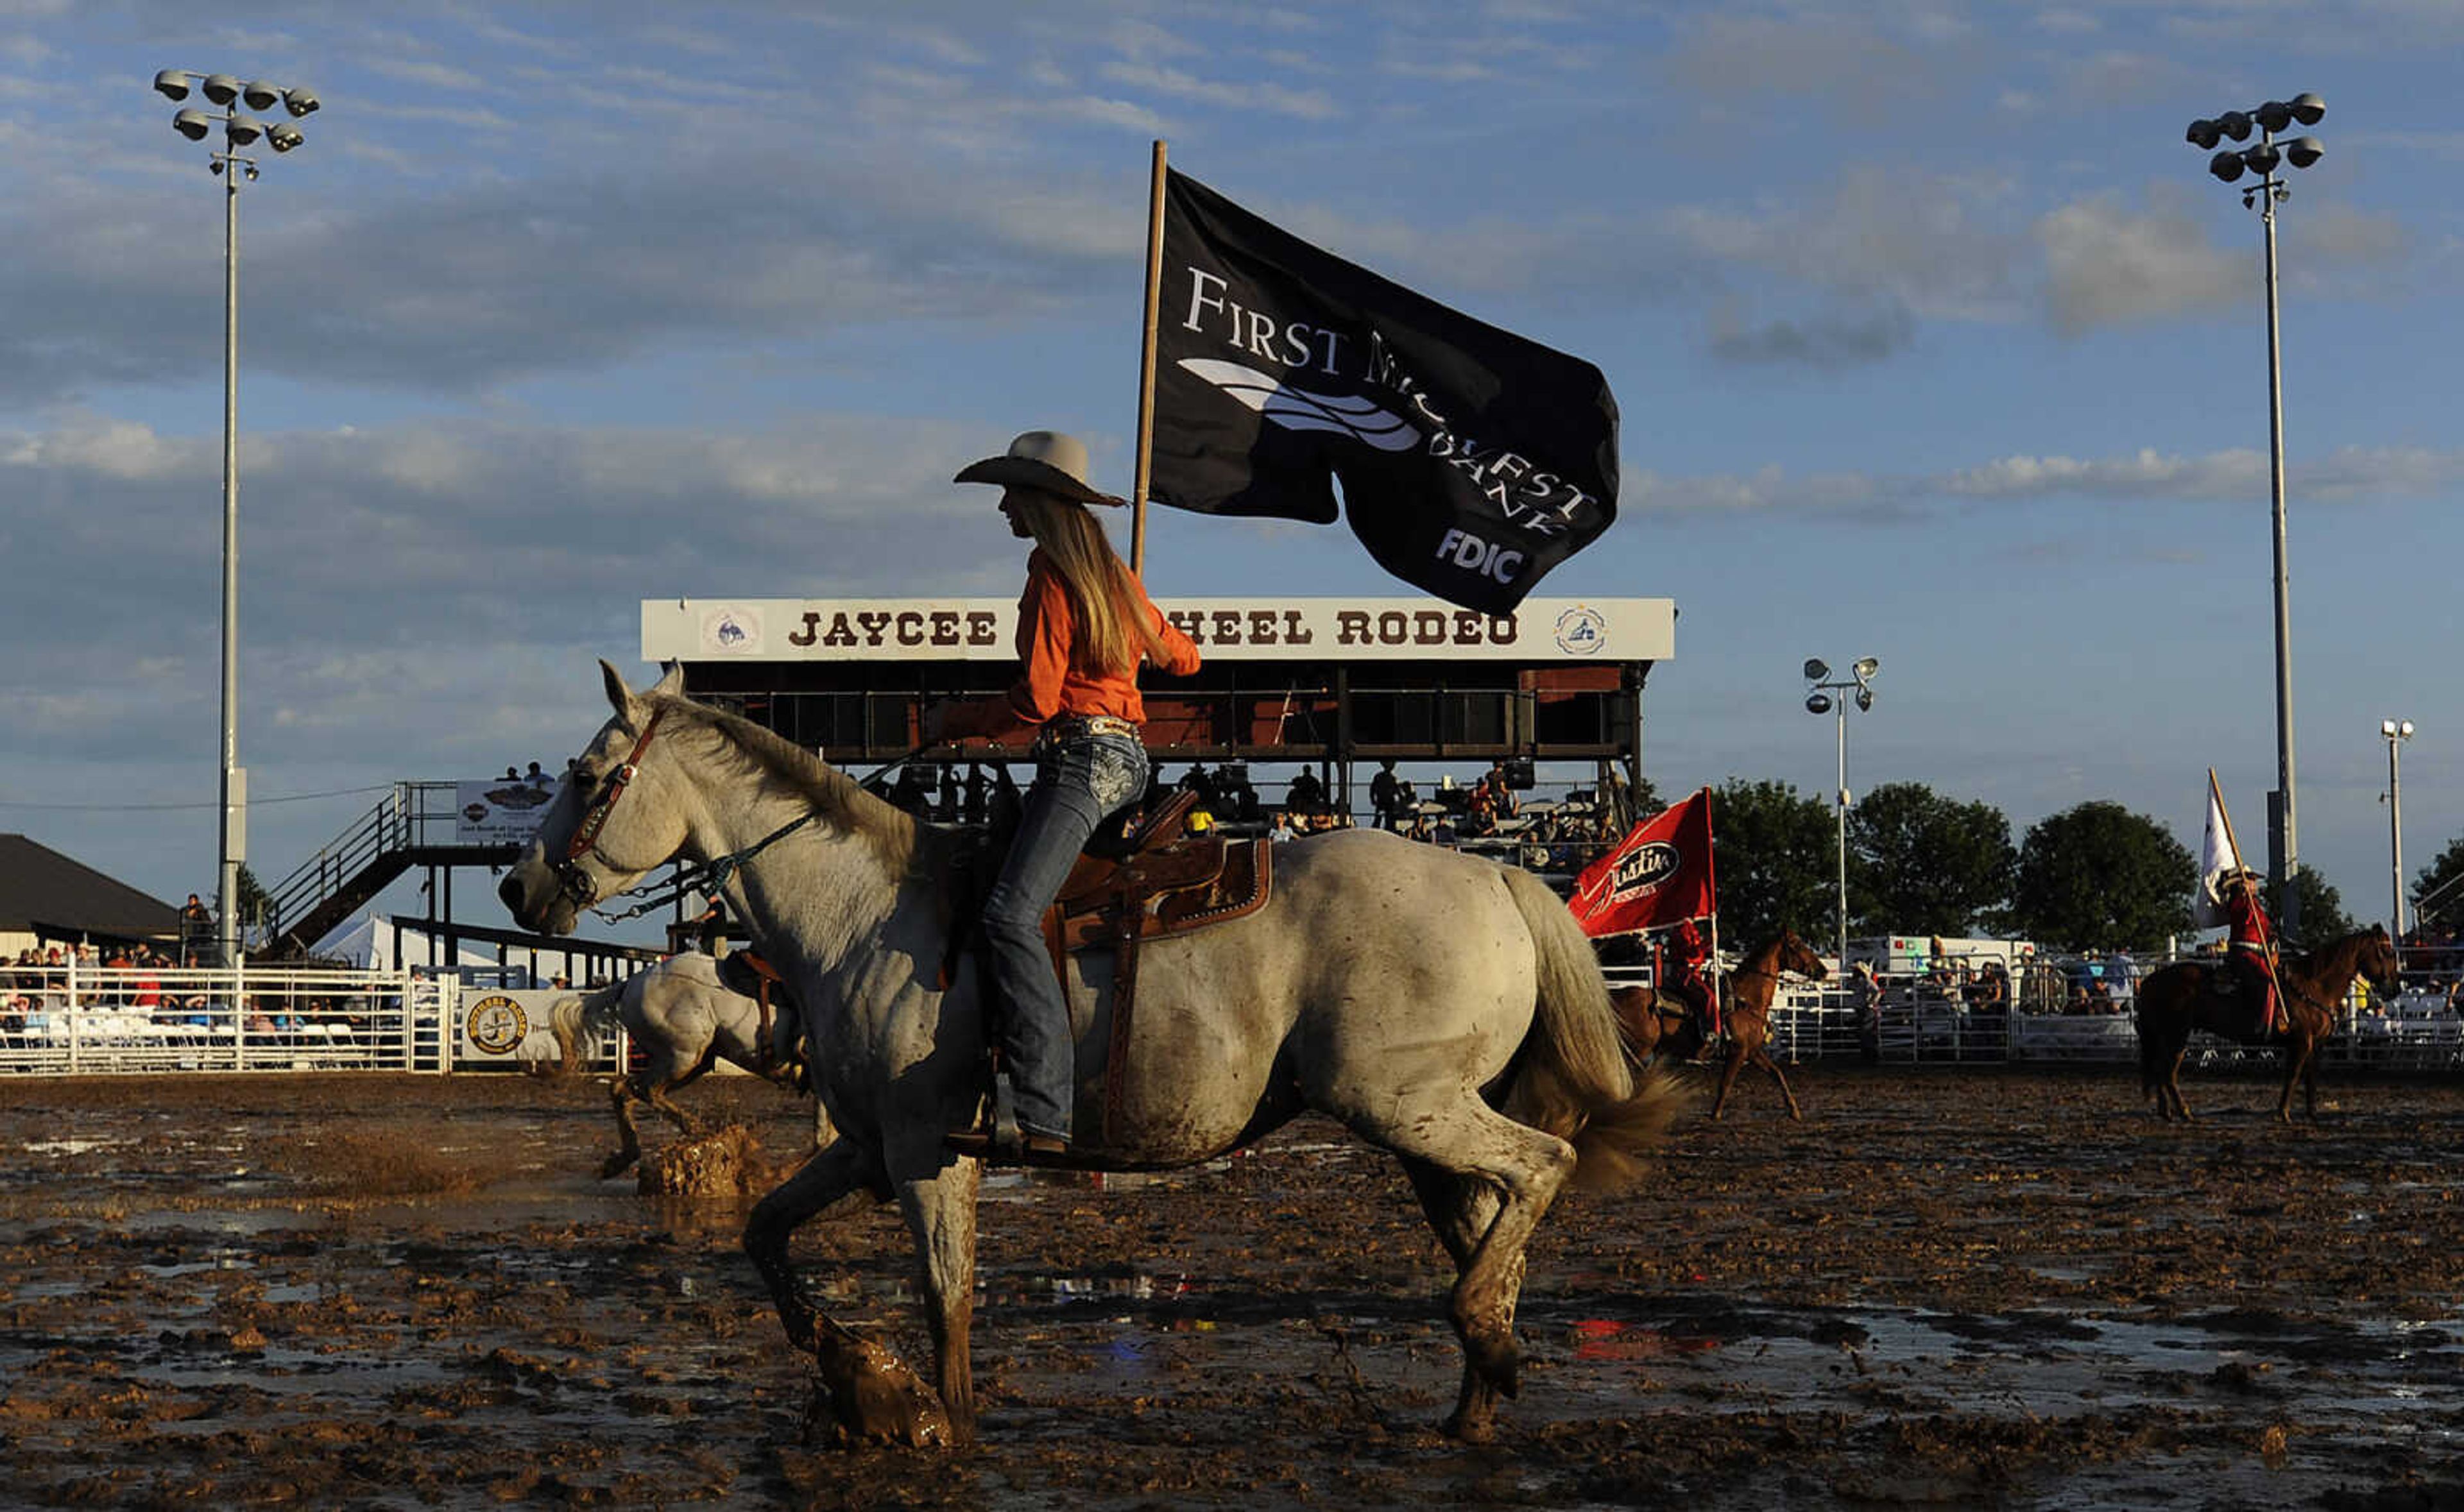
[261,783,520,958]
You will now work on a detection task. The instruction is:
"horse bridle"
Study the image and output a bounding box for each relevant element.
[553,706,667,909]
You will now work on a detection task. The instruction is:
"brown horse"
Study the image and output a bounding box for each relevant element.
[2134,926,2399,1123]
[1611,927,1829,1120]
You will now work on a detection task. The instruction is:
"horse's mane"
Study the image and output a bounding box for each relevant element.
[644,692,923,875]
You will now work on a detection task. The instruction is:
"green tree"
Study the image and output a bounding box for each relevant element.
[2010,801,2194,952]
[2415,834,2464,935]
[1847,781,2015,937]
[2272,867,2355,946]
[1711,779,1835,951]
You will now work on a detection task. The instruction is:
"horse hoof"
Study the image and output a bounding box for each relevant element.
[1467,1334,1520,1398]
[1442,1409,1498,1444]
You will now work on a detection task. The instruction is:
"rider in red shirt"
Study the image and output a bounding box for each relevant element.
[1661,917,1717,1042]
[2221,869,2280,1033]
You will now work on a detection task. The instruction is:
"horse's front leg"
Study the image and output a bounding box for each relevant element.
[1708,1041,1750,1119]
[742,1139,946,1447]
[891,1155,984,1445]
[2277,1032,2319,1123]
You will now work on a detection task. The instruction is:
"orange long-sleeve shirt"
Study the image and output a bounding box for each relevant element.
[999,548,1201,728]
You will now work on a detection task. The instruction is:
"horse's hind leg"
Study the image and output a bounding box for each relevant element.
[1397,1155,1509,1441]
[1752,1045,1805,1121]
[1362,1099,1576,1440]
[645,1049,718,1137]
[603,1077,648,1178]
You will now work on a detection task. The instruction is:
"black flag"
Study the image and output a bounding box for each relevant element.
[1149,169,1619,615]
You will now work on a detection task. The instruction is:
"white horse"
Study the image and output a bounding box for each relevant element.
[550,951,812,1179]
[501,663,1677,1447]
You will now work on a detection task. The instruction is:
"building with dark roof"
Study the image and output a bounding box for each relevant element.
[0,835,182,955]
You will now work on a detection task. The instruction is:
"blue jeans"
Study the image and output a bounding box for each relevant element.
[979,728,1150,1142]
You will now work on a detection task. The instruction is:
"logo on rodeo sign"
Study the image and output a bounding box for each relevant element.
[465,994,529,1056]
[1608,841,1682,902]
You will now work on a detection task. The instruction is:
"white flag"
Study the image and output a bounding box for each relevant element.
[2191,779,2238,930]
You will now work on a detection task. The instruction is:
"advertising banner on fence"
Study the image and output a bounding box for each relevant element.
[454,777,561,845]
[454,988,564,1067]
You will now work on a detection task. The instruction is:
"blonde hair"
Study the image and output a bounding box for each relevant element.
[1011,490,1171,675]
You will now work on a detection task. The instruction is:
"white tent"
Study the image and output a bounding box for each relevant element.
[311,913,508,974]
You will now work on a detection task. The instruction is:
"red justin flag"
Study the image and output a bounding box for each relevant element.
[1568,788,1716,938]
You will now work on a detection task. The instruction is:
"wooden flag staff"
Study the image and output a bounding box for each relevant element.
[1130,139,1167,574]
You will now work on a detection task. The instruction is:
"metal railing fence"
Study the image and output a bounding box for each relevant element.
[1,964,450,1076]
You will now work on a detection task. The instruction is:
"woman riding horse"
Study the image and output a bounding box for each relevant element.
[2135,924,2400,1122]
[927,430,1201,1163]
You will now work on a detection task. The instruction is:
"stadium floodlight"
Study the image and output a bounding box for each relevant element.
[153,65,324,967]
[2180,89,2331,939]
[1804,654,1882,969]
[2384,718,2417,941]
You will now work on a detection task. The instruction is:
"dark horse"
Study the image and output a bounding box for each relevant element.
[1611,926,1830,1119]
[2134,926,2399,1123]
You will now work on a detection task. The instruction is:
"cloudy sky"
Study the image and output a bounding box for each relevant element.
[4,0,2457,942]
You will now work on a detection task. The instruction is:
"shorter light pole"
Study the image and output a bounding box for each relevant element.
[1804,656,1879,968]
[2383,718,2414,943]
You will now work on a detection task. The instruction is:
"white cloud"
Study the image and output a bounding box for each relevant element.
[2037,194,2231,333]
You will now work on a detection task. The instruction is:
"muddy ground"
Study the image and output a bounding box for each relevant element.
[3,1063,2462,1510]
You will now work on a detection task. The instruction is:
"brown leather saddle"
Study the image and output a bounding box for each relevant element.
[961,787,1275,1148]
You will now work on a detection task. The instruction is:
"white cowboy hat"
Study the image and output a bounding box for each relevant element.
[954,430,1124,506]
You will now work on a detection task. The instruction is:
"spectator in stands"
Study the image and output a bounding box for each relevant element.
[1481,760,1519,820]
[1369,760,1400,829]
[503,766,522,781]
[1287,767,1325,814]
[1269,811,1296,844]
[1405,812,1434,843]
[527,761,551,788]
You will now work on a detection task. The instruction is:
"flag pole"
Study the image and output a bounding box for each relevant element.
[1130,139,1167,575]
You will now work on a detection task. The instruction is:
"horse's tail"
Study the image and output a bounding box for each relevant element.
[550,981,627,1076]
[1500,867,1686,1191]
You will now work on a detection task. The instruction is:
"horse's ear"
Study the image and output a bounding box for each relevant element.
[651,660,687,699]
[600,659,638,719]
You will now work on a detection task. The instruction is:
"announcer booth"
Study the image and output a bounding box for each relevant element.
[641,594,1675,819]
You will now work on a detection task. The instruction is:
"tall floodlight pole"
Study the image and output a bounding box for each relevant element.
[2383,719,2414,944]
[155,68,320,966]
[2186,92,2325,939]
[1803,657,1879,968]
